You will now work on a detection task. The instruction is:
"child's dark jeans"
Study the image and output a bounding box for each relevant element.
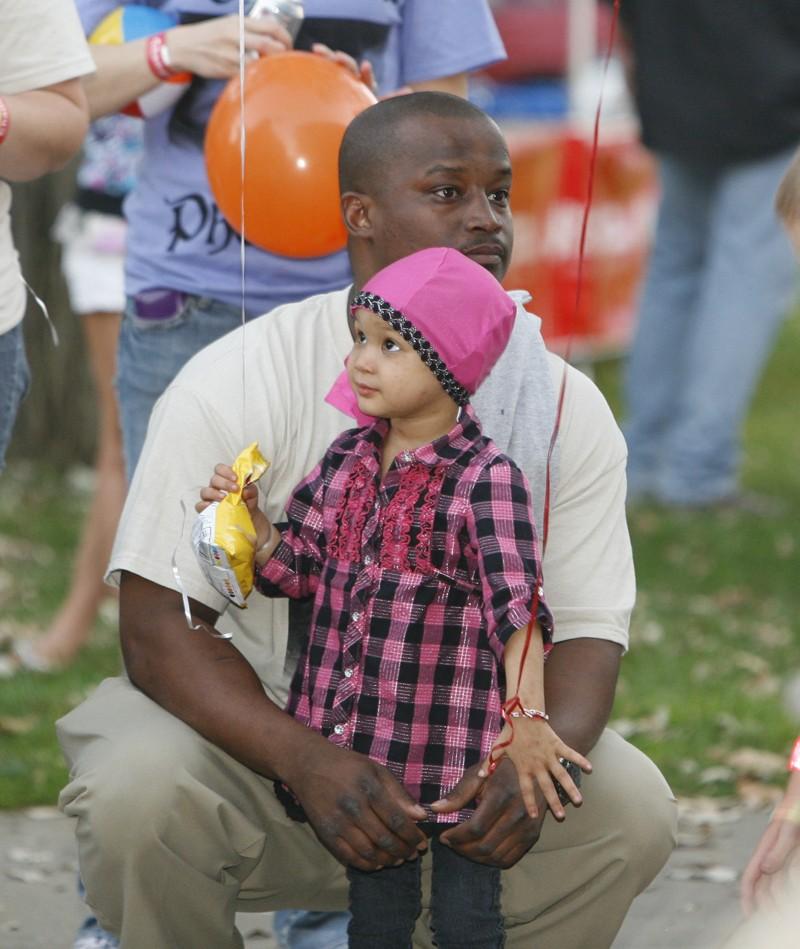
[346,834,504,948]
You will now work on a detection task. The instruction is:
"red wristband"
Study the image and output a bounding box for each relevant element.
[0,96,10,146]
[789,736,800,772]
[145,32,177,81]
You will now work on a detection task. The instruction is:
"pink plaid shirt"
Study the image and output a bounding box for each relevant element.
[258,405,551,822]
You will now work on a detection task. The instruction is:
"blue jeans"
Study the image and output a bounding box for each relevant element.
[117,294,248,479]
[624,146,798,505]
[0,322,30,473]
[274,911,350,949]
[346,837,503,949]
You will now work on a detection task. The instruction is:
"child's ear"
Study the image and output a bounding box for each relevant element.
[341,192,374,237]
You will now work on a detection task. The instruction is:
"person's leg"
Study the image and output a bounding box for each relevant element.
[623,155,715,499]
[57,677,347,949]
[116,295,246,479]
[347,860,421,949]
[28,311,125,667]
[274,905,351,946]
[655,146,798,506]
[412,729,677,949]
[273,910,350,949]
[0,322,30,473]
[429,836,504,949]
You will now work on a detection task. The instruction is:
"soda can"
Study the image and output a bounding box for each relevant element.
[246,0,304,43]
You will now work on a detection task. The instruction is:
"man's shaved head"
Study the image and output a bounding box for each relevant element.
[339,92,501,196]
[339,91,513,285]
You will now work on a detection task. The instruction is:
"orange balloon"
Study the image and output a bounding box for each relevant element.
[205,52,377,259]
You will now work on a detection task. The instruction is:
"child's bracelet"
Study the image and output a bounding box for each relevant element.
[0,97,10,146]
[509,706,549,722]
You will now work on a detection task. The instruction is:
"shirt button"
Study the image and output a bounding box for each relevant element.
[402,451,412,462]
[343,667,354,678]
[352,611,361,621]
[333,724,345,735]
[363,555,372,565]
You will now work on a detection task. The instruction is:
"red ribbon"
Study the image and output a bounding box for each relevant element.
[488,0,622,777]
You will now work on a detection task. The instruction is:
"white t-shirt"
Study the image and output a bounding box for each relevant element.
[109,288,634,704]
[0,0,95,335]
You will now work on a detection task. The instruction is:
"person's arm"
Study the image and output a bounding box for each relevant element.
[0,78,89,181]
[436,364,632,866]
[741,761,800,915]
[478,625,593,820]
[199,458,328,597]
[81,15,292,118]
[434,638,620,867]
[120,572,427,870]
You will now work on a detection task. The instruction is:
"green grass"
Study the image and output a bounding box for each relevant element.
[1,313,799,809]
[0,464,122,808]
[596,309,800,798]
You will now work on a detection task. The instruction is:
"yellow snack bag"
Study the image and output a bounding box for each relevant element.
[192,442,270,608]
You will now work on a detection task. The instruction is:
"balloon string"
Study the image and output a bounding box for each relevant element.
[172,498,233,638]
[545,0,619,552]
[490,0,621,775]
[238,0,247,440]
[20,273,59,346]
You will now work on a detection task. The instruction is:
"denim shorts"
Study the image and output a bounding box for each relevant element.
[0,322,30,472]
[117,292,246,480]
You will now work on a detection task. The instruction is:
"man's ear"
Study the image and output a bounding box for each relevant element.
[341,191,374,237]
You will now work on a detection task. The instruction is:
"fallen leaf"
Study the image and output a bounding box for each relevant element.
[610,706,670,739]
[23,807,62,822]
[0,715,38,735]
[713,588,749,610]
[725,748,786,780]
[676,824,713,848]
[691,661,714,683]
[0,535,54,566]
[736,779,785,809]
[754,623,792,648]
[631,620,664,645]
[699,766,736,785]
[677,796,743,825]
[8,847,55,865]
[775,534,795,559]
[715,713,744,736]
[5,867,47,884]
[741,673,780,698]
[732,652,770,675]
[668,863,738,884]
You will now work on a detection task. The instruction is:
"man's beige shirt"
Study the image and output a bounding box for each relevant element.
[110,288,634,705]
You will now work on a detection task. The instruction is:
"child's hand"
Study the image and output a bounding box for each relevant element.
[479,720,592,821]
[196,462,273,553]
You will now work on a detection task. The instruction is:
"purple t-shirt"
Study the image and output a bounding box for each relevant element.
[76,0,505,315]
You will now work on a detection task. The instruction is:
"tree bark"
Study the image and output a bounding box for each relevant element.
[9,163,96,467]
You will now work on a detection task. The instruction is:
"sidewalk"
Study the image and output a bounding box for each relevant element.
[0,802,768,949]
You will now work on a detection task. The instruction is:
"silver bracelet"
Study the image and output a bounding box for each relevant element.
[509,706,549,721]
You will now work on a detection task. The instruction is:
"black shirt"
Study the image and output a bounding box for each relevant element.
[618,0,800,164]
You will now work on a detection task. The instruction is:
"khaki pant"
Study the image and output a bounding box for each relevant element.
[58,677,677,949]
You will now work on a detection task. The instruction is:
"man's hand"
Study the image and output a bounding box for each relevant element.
[283,735,428,872]
[431,758,545,869]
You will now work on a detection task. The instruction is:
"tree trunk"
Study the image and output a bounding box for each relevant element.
[8,163,97,467]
